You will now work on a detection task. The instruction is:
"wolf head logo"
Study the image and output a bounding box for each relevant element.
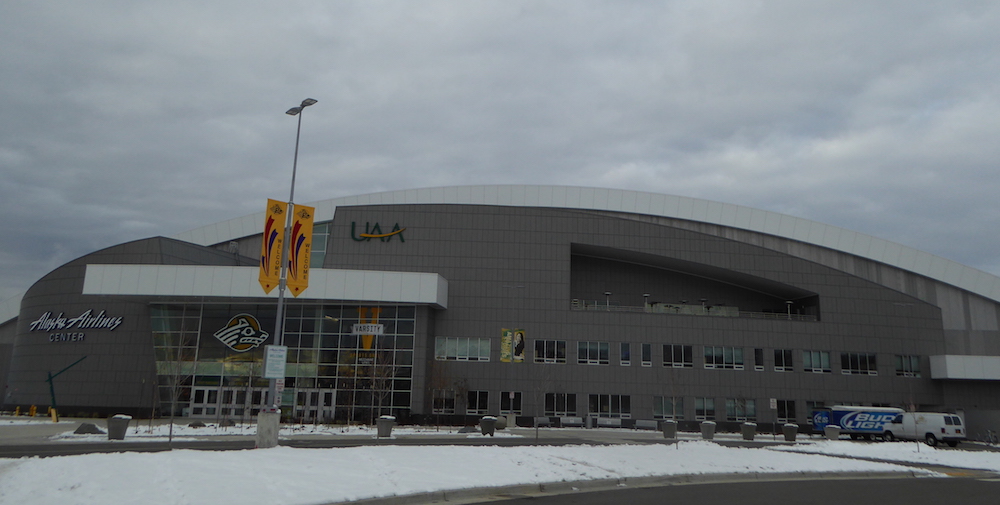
[213,314,270,352]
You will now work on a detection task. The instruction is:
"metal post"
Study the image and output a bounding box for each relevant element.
[258,99,316,449]
[264,98,317,414]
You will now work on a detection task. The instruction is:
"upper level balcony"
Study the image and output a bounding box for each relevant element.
[569,299,818,322]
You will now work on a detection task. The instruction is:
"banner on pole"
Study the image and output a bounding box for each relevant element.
[258,199,287,294]
[286,203,315,297]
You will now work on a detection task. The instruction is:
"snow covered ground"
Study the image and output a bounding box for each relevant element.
[1,419,999,505]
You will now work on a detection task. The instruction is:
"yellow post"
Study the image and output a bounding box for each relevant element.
[50,408,59,423]
[13,406,20,416]
[29,405,37,417]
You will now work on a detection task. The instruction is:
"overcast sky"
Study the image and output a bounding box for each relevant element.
[2,1,999,302]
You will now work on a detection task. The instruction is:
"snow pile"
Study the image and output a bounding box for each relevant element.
[775,440,1000,472]
[45,422,516,441]
[0,442,936,505]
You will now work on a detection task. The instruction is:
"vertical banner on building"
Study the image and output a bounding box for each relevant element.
[286,203,315,297]
[513,329,525,362]
[500,328,513,363]
[259,199,287,294]
[357,307,382,356]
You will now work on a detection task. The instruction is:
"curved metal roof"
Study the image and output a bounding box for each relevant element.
[174,184,1000,303]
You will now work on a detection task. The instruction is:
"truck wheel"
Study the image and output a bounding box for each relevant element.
[925,434,938,447]
[883,431,895,442]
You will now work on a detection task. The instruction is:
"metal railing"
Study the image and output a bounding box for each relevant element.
[569,299,817,322]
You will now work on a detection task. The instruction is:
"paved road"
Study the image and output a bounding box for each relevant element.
[491,476,1000,505]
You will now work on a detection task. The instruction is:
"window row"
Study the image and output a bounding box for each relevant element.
[434,337,491,361]
[430,391,799,423]
[435,337,921,377]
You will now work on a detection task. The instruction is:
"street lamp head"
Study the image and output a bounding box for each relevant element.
[286,98,318,116]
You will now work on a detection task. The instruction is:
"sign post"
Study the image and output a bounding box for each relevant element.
[770,398,778,440]
[256,98,318,449]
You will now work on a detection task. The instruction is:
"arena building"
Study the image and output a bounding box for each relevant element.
[2,185,1000,434]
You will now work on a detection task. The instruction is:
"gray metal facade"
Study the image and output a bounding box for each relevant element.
[3,197,1000,433]
[327,204,968,427]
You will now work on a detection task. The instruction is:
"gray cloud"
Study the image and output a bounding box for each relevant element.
[3,1,1000,301]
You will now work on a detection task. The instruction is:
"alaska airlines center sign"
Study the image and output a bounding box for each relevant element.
[28,309,125,343]
[351,221,406,242]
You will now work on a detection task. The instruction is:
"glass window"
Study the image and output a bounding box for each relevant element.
[841,352,878,375]
[620,343,631,366]
[704,346,744,370]
[544,393,577,416]
[588,394,631,418]
[695,397,715,421]
[309,222,331,267]
[754,348,764,371]
[641,343,652,367]
[500,391,522,415]
[663,344,693,368]
[894,355,921,377]
[653,396,683,420]
[535,340,567,364]
[803,350,831,373]
[578,341,610,365]
[433,389,455,414]
[726,398,756,421]
[776,400,796,423]
[774,349,793,372]
[434,337,491,361]
[467,390,489,415]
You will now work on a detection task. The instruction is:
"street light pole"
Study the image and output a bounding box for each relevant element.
[258,98,316,448]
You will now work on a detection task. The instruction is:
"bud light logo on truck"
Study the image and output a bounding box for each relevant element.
[812,411,830,427]
[840,412,897,431]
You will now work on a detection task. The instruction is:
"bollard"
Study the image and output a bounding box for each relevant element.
[480,416,497,436]
[700,421,716,440]
[376,415,396,438]
[107,414,132,440]
[662,419,678,439]
[783,423,798,442]
[823,425,840,441]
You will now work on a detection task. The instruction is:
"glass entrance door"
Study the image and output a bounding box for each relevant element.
[293,388,337,423]
[190,386,266,421]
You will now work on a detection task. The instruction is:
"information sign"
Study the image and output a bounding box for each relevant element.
[263,345,288,379]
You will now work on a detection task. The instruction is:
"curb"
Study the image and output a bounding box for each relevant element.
[337,470,926,505]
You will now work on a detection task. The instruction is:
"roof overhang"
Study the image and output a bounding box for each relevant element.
[930,355,1000,380]
[82,265,448,309]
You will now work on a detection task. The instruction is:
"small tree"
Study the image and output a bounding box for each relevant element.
[370,350,398,422]
[156,344,195,443]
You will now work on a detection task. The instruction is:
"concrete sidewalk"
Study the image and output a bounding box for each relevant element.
[1,414,817,447]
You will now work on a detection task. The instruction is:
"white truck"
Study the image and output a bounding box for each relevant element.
[881,412,966,447]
